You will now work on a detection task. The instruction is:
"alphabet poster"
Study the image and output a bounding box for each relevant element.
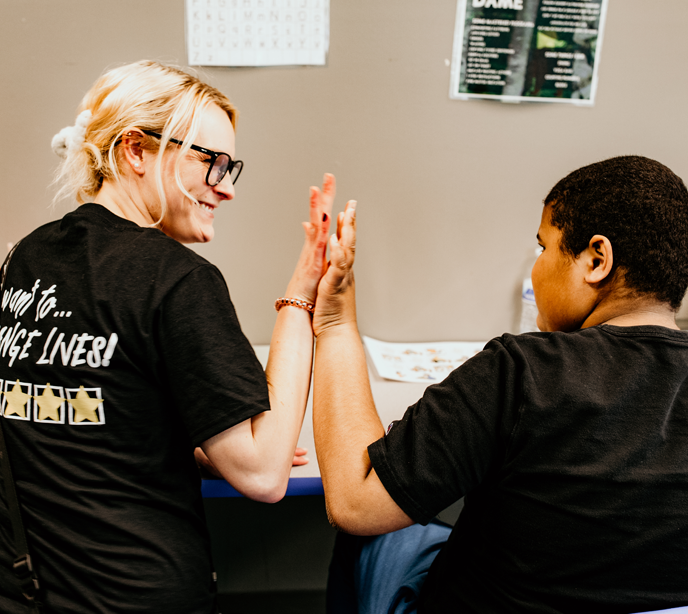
[186,0,330,67]
[449,0,608,104]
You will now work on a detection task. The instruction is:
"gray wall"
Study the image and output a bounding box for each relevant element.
[3,0,687,598]
[2,0,688,346]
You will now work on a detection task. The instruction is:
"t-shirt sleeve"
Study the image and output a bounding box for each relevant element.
[156,264,271,447]
[368,337,521,525]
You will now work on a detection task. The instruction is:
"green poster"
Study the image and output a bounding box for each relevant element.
[449,0,608,104]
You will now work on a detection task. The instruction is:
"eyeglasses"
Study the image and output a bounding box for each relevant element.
[142,130,243,186]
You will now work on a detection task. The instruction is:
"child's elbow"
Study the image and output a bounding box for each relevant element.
[326,492,414,536]
[325,498,373,536]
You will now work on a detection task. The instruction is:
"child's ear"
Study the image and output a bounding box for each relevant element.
[584,234,613,284]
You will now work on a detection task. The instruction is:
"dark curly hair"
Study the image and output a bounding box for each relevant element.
[545,155,688,310]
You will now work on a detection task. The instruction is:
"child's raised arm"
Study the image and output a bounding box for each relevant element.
[313,200,414,535]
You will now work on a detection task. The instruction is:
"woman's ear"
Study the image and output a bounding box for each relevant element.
[120,128,145,175]
[584,234,613,284]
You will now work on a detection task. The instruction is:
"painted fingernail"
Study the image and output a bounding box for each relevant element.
[323,213,328,222]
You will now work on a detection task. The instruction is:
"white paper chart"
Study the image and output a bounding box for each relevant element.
[186,0,330,67]
[363,336,487,384]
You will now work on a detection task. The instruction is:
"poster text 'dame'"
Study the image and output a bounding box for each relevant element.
[450,0,608,104]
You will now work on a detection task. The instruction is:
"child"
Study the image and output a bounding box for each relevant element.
[312,156,688,613]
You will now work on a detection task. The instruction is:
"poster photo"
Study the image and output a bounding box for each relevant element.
[449,0,609,105]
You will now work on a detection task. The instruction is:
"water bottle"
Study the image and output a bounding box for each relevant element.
[519,247,542,334]
[519,278,539,333]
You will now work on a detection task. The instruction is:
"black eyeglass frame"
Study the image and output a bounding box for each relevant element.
[142,130,243,186]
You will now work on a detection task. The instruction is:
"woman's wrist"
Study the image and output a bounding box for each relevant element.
[274,297,315,314]
[283,280,317,306]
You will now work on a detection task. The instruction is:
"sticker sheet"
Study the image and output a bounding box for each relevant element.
[363,336,487,384]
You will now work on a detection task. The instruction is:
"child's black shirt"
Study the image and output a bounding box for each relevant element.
[369,325,688,613]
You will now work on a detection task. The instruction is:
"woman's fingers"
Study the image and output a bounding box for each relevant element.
[286,174,349,306]
[304,183,331,254]
[307,177,335,275]
[321,173,336,219]
[309,186,321,227]
[292,447,309,466]
[309,181,333,245]
[310,174,335,225]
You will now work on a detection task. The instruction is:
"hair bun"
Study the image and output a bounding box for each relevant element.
[51,110,92,159]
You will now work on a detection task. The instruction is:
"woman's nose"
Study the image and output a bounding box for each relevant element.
[214,171,236,200]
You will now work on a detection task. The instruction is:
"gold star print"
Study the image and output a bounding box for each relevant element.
[4,380,30,418]
[70,386,103,423]
[35,384,65,422]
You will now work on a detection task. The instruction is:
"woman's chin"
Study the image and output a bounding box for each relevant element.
[194,209,215,243]
[162,224,214,244]
[199,227,215,243]
[192,221,215,244]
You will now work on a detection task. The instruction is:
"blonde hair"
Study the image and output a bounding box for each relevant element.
[52,60,238,220]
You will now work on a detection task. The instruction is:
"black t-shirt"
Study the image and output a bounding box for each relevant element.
[369,325,688,613]
[0,204,270,614]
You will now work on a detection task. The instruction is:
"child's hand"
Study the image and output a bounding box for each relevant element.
[313,200,357,337]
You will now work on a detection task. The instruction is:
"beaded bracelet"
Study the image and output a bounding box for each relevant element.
[274,297,315,314]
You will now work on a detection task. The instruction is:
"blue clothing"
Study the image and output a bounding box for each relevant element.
[327,521,451,614]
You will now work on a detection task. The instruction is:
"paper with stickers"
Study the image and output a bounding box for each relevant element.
[363,336,487,384]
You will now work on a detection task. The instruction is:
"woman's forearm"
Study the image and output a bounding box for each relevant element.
[201,176,335,501]
[254,305,315,485]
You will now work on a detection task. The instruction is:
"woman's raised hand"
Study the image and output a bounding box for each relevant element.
[313,199,357,337]
[284,174,335,305]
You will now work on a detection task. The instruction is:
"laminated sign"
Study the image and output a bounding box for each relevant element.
[186,0,330,67]
[449,0,608,104]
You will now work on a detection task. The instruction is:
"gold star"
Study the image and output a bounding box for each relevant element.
[4,380,30,418]
[35,384,64,422]
[70,386,103,423]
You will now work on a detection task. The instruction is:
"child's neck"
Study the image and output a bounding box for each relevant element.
[582,297,679,330]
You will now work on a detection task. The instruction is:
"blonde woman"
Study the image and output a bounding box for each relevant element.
[0,60,334,614]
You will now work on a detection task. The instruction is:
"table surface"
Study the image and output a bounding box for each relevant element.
[290,361,429,480]
[202,345,431,496]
